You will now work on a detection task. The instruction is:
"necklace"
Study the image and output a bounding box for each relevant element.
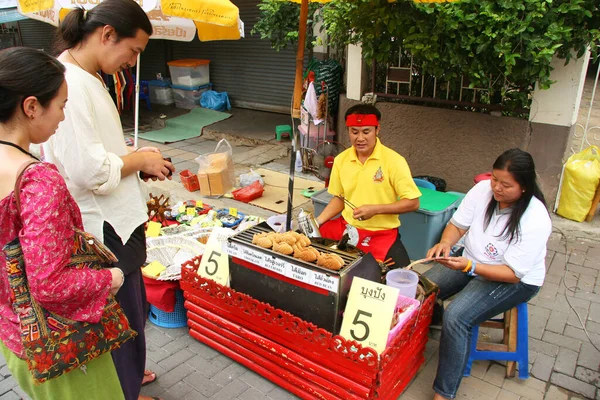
[68,50,85,70]
[0,140,39,160]
[67,50,108,90]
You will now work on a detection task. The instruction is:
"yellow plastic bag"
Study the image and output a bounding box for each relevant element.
[557,146,600,222]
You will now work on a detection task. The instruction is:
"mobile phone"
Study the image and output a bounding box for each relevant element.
[139,157,173,180]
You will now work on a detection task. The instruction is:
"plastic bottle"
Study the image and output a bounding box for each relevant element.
[295,150,303,173]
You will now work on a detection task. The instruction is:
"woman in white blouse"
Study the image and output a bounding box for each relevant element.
[423,149,551,400]
[42,1,173,400]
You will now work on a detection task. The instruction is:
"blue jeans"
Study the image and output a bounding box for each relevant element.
[423,264,540,399]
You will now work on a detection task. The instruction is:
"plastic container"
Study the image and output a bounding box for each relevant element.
[179,169,200,192]
[398,188,460,260]
[298,124,335,150]
[148,290,188,328]
[311,188,339,219]
[446,191,466,206]
[231,181,264,203]
[172,83,212,109]
[386,269,419,299]
[386,294,420,347]
[148,79,174,105]
[266,214,298,233]
[216,208,245,228]
[168,59,210,87]
[474,172,492,184]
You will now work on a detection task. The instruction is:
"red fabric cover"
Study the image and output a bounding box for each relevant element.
[319,217,397,262]
[143,277,180,312]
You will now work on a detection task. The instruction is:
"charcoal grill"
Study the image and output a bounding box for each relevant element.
[226,223,381,334]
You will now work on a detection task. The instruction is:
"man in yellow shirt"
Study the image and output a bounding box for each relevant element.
[316,104,421,266]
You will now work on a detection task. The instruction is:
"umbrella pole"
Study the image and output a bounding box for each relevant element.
[134,54,141,149]
[286,0,309,230]
[291,0,309,118]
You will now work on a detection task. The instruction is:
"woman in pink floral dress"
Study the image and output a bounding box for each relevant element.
[0,47,126,399]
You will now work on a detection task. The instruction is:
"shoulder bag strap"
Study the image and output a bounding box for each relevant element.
[13,161,40,215]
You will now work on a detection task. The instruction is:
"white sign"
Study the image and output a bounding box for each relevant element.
[339,277,399,354]
[197,228,235,286]
[227,242,339,293]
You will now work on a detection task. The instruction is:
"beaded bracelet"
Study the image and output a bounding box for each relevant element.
[462,260,472,273]
[468,262,477,277]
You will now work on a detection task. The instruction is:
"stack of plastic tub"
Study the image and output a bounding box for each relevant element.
[171,83,213,109]
[167,59,212,109]
[148,79,174,105]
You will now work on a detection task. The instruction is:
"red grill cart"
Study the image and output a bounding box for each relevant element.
[181,257,435,400]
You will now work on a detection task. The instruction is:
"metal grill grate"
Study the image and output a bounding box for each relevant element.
[230,225,361,273]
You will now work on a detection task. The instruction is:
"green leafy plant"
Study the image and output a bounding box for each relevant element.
[252,0,322,51]
[321,0,600,110]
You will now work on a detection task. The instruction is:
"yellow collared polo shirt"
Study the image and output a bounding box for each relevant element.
[327,138,421,230]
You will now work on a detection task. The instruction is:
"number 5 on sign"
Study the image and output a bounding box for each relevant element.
[339,277,400,354]
[197,229,231,286]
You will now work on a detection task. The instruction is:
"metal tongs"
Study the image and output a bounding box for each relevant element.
[336,195,363,221]
[335,194,357,210]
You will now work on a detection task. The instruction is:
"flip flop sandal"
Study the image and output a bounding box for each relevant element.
[141,370,157,387]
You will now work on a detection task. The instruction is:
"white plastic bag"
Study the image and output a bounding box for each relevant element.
[304,81,323,125]
[195,139,234,196]
[239,169,264,187]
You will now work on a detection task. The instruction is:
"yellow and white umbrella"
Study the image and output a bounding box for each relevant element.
[19,0,242,38]
[18,0,244,145]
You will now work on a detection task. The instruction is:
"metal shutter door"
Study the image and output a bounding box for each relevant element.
[18,19,56,53]
[171,0,302,113]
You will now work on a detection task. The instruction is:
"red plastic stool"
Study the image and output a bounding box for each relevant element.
[474,172,492,184]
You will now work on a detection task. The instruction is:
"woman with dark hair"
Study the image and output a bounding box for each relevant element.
[423,148,552,400]
[0,47,125,399]
[42,1,173,399]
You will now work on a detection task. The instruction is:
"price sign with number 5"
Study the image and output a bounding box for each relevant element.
[197,228,232,286]
[339,277,400,354]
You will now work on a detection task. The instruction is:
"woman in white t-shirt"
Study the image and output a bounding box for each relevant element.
[423,149,552,400]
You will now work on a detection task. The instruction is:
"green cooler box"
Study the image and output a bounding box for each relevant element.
[398,188,461,260]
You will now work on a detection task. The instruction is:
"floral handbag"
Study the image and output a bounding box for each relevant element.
[3,161,137,383]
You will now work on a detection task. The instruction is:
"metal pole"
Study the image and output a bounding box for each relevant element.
[286,129,297,231]
[134,54,141,149]
[291,0,309,118]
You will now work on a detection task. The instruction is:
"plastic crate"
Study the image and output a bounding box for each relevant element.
[298,124,335,150]
[148,290,188,328]
[148,79,174,105]
[179,169,200,192]
[399,188,460,260]
[167,59,210,87]
[172,83,212,109]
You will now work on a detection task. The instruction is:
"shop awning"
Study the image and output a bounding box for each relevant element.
[0,0,25,24]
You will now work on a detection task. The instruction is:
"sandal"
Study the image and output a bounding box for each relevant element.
[141,370,157,387]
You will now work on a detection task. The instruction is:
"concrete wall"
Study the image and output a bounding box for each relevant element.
[337,95,554,196]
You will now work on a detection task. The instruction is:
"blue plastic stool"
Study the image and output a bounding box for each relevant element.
[148,290,188,328]
[464,302,529,379]
[414,178,436,191]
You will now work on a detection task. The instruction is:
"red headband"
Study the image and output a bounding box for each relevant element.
[345,113,379,127]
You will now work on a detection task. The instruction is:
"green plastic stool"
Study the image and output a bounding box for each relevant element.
[275,125,292,141]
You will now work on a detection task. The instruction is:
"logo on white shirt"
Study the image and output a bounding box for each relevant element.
[484,242,499,259]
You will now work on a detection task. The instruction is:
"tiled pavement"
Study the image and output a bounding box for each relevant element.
[1,135,600,399]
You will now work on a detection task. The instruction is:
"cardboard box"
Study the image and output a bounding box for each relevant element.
[197,153,234,196]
